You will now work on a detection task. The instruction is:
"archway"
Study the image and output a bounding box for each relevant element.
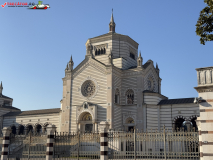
[191,117,198,132]
[35,124,42,134]
[18,125,24,135]
[175,118,186,131]
[11,126,16,135]
[78,112,93,133]
[125,117,135,132]
[27,125,33,134]
[43,124,49,133]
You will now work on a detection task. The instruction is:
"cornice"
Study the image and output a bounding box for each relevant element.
[194,85,213,93]
[196,66,213,71]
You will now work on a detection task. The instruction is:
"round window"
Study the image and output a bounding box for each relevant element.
[81,80,96,97]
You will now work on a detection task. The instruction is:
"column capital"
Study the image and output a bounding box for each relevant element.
[2,127,11,136]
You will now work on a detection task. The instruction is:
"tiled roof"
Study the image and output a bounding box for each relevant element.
[3,108,61,117]
[0,94,12,99]
[1,105,20,111]
[158,98,195,105]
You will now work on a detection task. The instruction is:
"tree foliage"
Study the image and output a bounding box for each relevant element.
[196,0,213,45]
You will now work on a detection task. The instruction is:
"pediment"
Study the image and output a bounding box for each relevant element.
[72,58,106,79]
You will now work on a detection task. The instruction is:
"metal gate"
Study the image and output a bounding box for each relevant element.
[54,132,100,159]
[108,128,199,160]
[9,132,47,159]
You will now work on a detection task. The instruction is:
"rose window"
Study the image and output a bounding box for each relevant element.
[81,80,96,97]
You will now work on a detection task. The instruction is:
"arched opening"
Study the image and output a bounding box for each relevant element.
[43,124,49,133]
[104,48,106,54]
[175,118,186,131]
[18,125,24,135]
[98,49,100,55]
[191,117,198,132]
[101,48,103,54]
[126,89,134,104]
[125,117,135,132]
[11,126,16,135]
[115,88,120,104]
[79,112,93,133]
[35,124,42,134]
[27,125,33,134]
[95,50,97,55]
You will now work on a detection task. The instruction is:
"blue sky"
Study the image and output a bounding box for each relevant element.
[0,0,212,111]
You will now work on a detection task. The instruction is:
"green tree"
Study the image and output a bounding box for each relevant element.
[196,0,213,45]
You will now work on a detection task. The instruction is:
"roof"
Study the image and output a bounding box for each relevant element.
[1,105,20,111]
[158,98,196,105]
[143,90,156,93]
[3,108,61,117]
[0,94,13,100]
[126,61,151,70]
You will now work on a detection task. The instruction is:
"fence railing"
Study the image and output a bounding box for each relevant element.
[1,125,199,160]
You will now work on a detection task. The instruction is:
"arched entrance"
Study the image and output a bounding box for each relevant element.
[191,117,198,132]
[18,125,24,135]
[27,125,33,134]
[35,124,42,134]
[78,112,94,133]
[174,118,187,131]
[124,117,135,132]
[11,126,16,135]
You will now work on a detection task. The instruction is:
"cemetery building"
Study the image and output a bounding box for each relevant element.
[0,13,200,134]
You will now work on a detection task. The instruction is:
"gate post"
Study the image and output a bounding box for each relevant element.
[46,125,56,160]
[99,121,109,160]
[1,127,11,160]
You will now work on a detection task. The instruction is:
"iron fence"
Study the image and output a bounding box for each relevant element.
[8,132,47,159]
[54,132,100,159]
[1,127,199,160]
[108,127,199,160]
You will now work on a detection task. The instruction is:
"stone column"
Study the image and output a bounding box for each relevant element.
[99,121,109,160]
[46,125,56,160]
[95,123,98,133]
[1,127,11,160]
[185,121,191,132]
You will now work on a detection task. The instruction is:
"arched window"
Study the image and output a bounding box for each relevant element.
[27,125,33,134]
[98,49,100,55]
[35,124,42,134]
[115,88,120,104]
[95,50,97,55]
[104,48,106,54]
[126,89,134,104]
[11,126,16,135]
[101,48,103,54]
[18,125,24,135]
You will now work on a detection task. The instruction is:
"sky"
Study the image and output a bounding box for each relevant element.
[0,0,212,111]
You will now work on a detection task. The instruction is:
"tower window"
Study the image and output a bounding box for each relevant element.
[95,48,106,56]
[130,52,135,59]
[126,89,134,104]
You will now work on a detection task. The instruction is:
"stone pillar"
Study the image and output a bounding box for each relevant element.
[46,125,56,160]
[95,123,98,133]
[194,66,213,160]
[1,127,11,160]
[185,121,191,132]
[99,121,109,160]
